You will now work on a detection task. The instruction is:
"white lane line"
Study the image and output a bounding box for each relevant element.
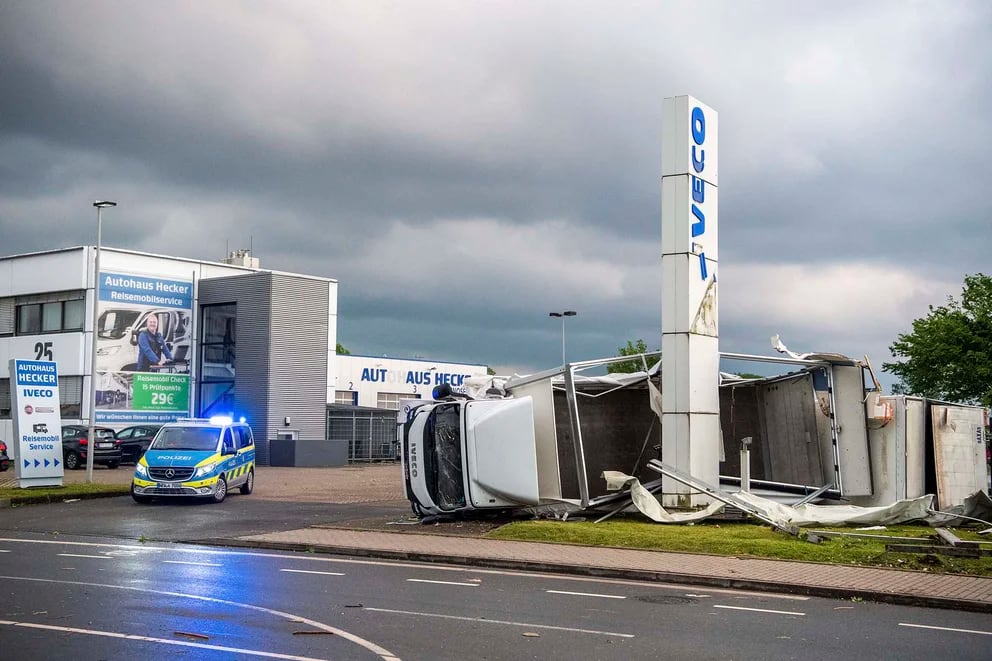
[0,575,399,661]
[0,550,11,553]
[364,607,634,638]
[713,605,805,616]
[280,569,345,577]
[407,578,478,587]
[546,590,626,600]
[57,553,107,560]
[0,619,328,660]
[162,560,222,567]
[0,537,810,601]
[899,623,992,636]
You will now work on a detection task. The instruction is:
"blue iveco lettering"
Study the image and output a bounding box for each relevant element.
[690,105,709,281]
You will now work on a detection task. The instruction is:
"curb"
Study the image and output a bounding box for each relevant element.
[194,536,992,615]
[1,490,129,507]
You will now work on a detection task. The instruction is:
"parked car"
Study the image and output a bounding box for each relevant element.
[0,440,9,471]
[61,424,122,470]
[115,424,162,464]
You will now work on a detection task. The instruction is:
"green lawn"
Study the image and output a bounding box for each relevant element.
[487,518,992,576]
[0,483,129,504]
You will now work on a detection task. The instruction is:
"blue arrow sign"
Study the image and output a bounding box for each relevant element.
[23,459,29,468]
[44,459,50,467]
[54,458,60,467]
[34,459,40,467]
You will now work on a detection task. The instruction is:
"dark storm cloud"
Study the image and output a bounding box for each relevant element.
[1,1,990,379]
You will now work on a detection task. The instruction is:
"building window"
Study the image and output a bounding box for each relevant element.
[335,391,358,406]
[376,392,420,410]
[198,303,237,417]
[0,375,81,419]
[0,379,9,418]
[59,375,83,418]
[14,291,86,335]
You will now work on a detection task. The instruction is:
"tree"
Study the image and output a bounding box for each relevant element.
[336,342,351,355]
[607,339,660,374]
[883,273,992,406]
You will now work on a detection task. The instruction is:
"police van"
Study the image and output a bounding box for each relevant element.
[131,417,255,503]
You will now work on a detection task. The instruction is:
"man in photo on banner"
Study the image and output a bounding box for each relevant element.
[136,315,173,371]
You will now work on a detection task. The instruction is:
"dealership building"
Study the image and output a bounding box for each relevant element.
[0,246,486,455]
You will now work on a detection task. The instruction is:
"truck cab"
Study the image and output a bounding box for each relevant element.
[401,397,540,516]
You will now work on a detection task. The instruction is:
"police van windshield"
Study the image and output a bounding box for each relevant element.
[150,426,222,452]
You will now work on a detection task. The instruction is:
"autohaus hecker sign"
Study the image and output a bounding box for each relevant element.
[10,358,64,487]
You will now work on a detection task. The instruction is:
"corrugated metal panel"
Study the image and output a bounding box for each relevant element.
[267,273,328,441]
[756,373,826,486]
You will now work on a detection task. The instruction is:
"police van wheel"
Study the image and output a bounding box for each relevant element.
[212,476,228,503]
[239,469,254,495]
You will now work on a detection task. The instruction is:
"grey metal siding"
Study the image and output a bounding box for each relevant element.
[267,274,328,441]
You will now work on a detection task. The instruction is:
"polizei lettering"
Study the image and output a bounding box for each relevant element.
[690,105,709,281]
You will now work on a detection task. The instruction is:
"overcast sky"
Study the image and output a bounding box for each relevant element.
[1,1,989,384]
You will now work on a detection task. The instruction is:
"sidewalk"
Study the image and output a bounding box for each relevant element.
[215,526,992,613]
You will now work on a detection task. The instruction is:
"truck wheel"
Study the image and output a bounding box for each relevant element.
[239,469,254,495]
[64,452,81,470]
[212,476,228,503]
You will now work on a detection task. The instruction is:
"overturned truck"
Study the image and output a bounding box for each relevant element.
[399,350,991,526]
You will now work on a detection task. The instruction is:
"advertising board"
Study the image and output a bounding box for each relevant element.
[94,271,193,424]
[10,358,64,487]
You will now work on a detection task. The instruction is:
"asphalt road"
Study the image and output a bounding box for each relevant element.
[1,532,991,660]
[0,491,411,542]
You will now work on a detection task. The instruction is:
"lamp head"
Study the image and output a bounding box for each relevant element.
[93,201,117,208]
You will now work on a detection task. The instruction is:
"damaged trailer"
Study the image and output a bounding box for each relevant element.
[398,350,991,524]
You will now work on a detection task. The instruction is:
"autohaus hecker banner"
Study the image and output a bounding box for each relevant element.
[94,271,193,423]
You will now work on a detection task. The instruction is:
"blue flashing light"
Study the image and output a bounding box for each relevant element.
[239,416,246,423]
[208,415,234,425]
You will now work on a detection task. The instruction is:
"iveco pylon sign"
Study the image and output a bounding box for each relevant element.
[9,358,64,487]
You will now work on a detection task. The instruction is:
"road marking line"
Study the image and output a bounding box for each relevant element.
[899,623,992,636]
[280,569,346,576]
[546,590,626,600]
[163,560,222,567]
[364,607,634,638]
[0,537,810,601]
[713,605,805,616]
[0,619,328,660]
[0,575,399,661]
[57,553,107,560]
[407,578,478,587]
[0,550,10,553]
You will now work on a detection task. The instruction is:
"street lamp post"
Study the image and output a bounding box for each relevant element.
[549,310,577,365]
[87,200,116,483]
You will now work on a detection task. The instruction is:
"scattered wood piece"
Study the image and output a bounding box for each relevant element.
[293,630,334,636]
[522,632,540,638]
[32,611,48,615]
[807,530,934,543]
[886,544,989,558]
[344,603,363,608]
[174,631,210,640]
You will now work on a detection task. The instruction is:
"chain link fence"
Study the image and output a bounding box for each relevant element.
[326,404,399,463]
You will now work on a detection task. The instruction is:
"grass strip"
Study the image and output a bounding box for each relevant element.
[487,518,992,576]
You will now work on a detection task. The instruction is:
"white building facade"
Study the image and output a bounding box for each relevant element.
[333,355,489,409]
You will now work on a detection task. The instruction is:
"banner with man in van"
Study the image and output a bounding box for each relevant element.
[94,271,193,424]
